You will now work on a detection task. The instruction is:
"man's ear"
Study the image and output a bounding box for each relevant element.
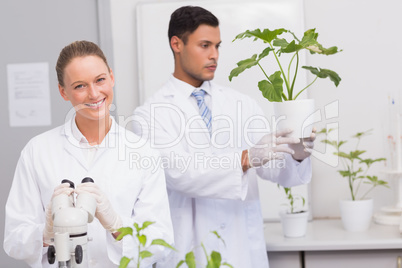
[170,36,182,53]
[58,84,69,101]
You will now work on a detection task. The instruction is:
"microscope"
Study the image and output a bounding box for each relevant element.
[47,177,97,268]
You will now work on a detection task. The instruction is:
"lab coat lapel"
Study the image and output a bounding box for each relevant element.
[210,87,224,135]
[167,83,211,143]
[60,120,89,171]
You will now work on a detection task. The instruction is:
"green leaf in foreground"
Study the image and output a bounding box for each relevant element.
[302,66,341,87]
[258,71,284,102]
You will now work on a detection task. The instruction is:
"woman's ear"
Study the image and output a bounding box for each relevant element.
[58,84,69,101]
[109,68,115,87]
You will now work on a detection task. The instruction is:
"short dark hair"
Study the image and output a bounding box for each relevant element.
[168,6,219,45]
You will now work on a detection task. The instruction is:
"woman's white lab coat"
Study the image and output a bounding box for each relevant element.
[3,116,173,268]
[132,76,312,268]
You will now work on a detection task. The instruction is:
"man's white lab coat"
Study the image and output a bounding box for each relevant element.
[4,116,173,268]
[132,76,312,268]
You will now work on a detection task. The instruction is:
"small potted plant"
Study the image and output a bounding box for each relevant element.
[229,28,341,138]
[176,231,233,268]
[117,221,175,268]
[278,185,309,238]
[320,128,389,231]
[117,223,232,268]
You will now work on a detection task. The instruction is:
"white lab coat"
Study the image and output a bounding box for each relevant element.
[4,116,174,268]
[132,76,312,268]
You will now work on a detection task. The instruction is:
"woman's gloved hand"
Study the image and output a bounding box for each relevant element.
[248,129,300,167]
[75,183,122,233]
[43,182,74,246]
[289,127,317,162]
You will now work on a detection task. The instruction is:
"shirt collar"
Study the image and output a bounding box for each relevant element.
[169,75,213,97]
[68,114,118,146]
[71,116,88,144]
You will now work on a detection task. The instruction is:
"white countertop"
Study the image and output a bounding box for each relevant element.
[264,219,402,252]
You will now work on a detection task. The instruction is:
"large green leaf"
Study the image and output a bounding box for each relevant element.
[360,157,386,166]
[349,150,366,159]
[151,239,177,251]
[300,29,341,55]
[185,252,196,268]
[233,28,288,43]
[209,251,222,268]
[274,39,303,54]
[176,260,185,268]
[138,234,147,247]
[258,47,275,60]
[118,256,131,268]
[228,48,274,81]
[140,221,155,231]
[139,250,153,260]
[258,71,283,102]
[228,54,258,81]
[364,176,389,187]
[116,227,133,241]
[302,66,341,87]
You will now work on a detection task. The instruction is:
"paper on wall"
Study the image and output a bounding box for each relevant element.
[7,62,51,127]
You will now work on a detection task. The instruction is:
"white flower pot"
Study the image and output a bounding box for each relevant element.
[339,199,373,232]
[273,99,315,138]
[279,210,309,238]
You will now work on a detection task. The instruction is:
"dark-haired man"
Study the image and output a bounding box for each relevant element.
[133,5,314,267]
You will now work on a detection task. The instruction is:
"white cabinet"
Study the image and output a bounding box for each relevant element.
[268,252,302,268]
[265,220,402,267]
[305,249,402,268]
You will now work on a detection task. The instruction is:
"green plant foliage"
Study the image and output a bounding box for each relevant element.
[117,225,233,268]
[176,231,233,268]
[278,185,305,214]
[229,28,342,102]
[116,221,176,268]
[320,128,388,200]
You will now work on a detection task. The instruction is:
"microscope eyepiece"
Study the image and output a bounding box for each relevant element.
[82,177,94,183]
[61,179,75,189]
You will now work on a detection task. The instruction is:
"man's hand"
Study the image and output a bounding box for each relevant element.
[289,127,316,162]
[247,129,300,168]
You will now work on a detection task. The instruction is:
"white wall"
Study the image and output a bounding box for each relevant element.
[110,0,401,219]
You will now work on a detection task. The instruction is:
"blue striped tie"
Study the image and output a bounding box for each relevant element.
[192,89,212,135]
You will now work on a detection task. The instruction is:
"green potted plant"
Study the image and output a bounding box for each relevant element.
[117,223,232,268]
[278,186,309,238]
[116,221,175,268]
[176,231,233,268]
[320,128,389,231]
[229,28,342,138]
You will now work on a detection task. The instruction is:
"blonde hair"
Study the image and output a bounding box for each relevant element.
[56,40,110,87]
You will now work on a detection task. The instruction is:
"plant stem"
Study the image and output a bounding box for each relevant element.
[201,243,210,262]
[349,173,355,201]
[287,53,296,88]
[257,62,270,81]
[288,52,299,100]
[294,76,318,100]
[268,42,291,97]
[361,186,375,200]
[137,244,140,268]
